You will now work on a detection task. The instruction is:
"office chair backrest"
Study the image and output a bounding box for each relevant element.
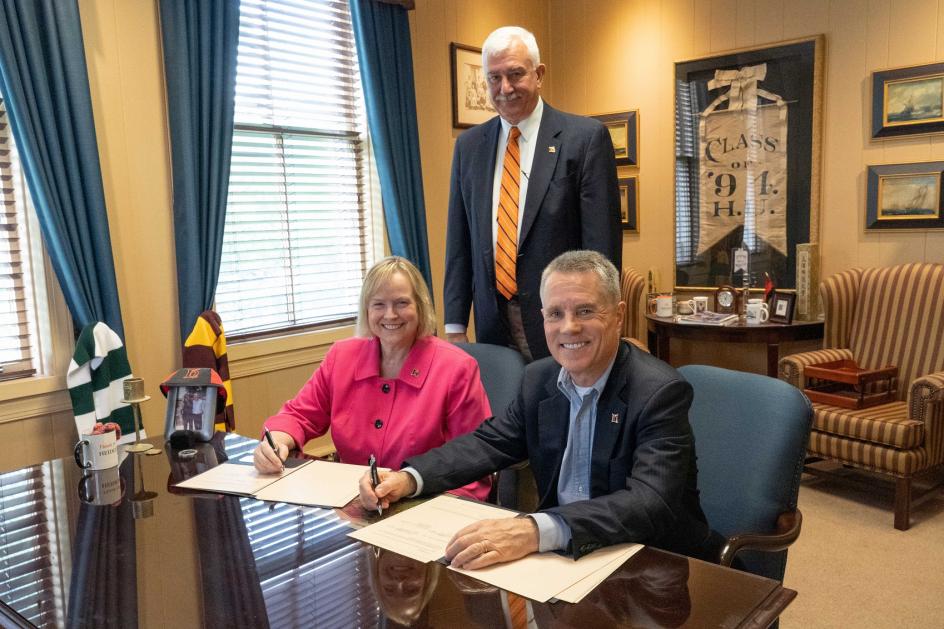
[455,342,526,415]
[679,365,812,581]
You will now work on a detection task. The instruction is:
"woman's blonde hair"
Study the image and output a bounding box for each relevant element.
[356,256,436,338]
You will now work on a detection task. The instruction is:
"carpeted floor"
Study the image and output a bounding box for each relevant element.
[780,465,944,628]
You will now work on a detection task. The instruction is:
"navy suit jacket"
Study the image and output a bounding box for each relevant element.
[404,341,720,562]
[443,103,622,359]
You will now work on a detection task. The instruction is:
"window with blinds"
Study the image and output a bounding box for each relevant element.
[0,98,41,381]
[216,0,375,337]
[0,463,68,628]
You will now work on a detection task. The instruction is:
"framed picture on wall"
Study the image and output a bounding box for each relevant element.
[872,62,944,138]
[672,35,824,291]
[591,110,639,166]
[865,162,944,231]
[619,175,639,232]
[450,43,496,129]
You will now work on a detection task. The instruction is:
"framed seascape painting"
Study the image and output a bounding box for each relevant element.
[872,62,944,138]
[592,110,639,166]
[672,36,824,291]
[866,162,944,231]
[450,43,496,129]
[619,175,639,232]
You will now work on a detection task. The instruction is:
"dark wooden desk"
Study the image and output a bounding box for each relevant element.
[647,314,824,377]
[0,434,796,628]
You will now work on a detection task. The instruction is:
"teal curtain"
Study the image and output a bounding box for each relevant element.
[0,0,125,337]
[158,0,239,341]
[349,0,432,290]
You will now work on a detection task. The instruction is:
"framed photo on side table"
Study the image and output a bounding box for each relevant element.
[872,62,944,138]
[619,175,639,232]
[865,162,944,231]
[450,43,496,129]
[769,291,796,324]
[591,110,639,166]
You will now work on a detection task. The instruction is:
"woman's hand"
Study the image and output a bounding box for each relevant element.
[252,430,293,473]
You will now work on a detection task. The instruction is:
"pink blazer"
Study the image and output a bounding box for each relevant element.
[265,335,492,500]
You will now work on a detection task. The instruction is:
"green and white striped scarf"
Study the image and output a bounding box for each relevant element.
[67,323,142,444]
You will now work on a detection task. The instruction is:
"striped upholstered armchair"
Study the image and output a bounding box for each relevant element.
[779,263,944,530]
[620,267,647,352]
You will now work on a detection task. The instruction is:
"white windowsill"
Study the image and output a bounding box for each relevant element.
[0,375,71,423]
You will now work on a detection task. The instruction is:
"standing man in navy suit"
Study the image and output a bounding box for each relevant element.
[444,26,622,361]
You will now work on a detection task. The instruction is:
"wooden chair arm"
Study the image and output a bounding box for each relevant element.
[719,510,802,567]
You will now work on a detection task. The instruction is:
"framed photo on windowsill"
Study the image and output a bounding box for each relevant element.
[619,175,639,232]
[591,110,639,166]
[872,62,944,138]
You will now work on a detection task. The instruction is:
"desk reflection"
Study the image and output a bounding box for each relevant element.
[0,435,792,629]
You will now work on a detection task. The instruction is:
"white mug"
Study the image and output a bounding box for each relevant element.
[693,296,709,313]
[647,294,674,317]
[78,467,125,506]
[746,300,770,325]
[74,430,120,470]
[677,299,695,315]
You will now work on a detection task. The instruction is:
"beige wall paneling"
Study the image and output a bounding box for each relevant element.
[752,0,784,45]
[781,0,829,40]
[708,0,738,53]
[735,0,756,49]
[80,0,179,435]
[822,0,866,278]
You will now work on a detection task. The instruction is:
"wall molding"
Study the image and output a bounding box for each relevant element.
[0,389,72,424]
[229,342,333,379]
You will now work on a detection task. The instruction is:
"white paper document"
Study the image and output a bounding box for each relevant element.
[174,461,299,495]
[348,494,518,563]
[348,494,643,603]
[253,460,375,508]
[550,543,643,603]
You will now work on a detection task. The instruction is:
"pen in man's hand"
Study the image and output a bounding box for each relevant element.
[368,454,383,516]
[263,427,283,470]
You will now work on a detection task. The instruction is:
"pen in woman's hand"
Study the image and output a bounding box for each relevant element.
[369,454,383,516]
[263,427,284,471]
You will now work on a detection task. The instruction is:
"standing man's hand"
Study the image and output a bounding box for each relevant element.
[445,517,539,569]
[446,332,470,344]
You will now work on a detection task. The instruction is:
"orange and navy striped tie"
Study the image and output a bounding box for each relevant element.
[496,126,521,300]
[506,591,528,629]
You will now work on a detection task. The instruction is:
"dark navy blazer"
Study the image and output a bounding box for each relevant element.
[443,103,622,359]
[405,341,720,562]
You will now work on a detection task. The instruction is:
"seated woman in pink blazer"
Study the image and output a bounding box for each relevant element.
[253,256,492,500]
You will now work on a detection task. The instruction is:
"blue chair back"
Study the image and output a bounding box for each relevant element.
[455,342,526,416]
[678,365,812,582]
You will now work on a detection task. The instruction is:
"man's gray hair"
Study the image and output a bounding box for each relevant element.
[540,250,621,305]
[481,26,540,67]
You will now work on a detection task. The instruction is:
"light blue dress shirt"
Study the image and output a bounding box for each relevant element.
[530,358,616,552]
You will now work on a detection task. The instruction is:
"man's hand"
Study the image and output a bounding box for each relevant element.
[252,430,293,473]
[446,332,469,344]
[446,517,539,570]
[359,470,416,511]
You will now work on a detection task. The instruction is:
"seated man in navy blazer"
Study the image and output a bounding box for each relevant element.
[443,26,621,362]
[360,251,720,568]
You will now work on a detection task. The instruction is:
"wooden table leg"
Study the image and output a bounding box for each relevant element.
[767,342,780,378]
[658,332,670,363]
